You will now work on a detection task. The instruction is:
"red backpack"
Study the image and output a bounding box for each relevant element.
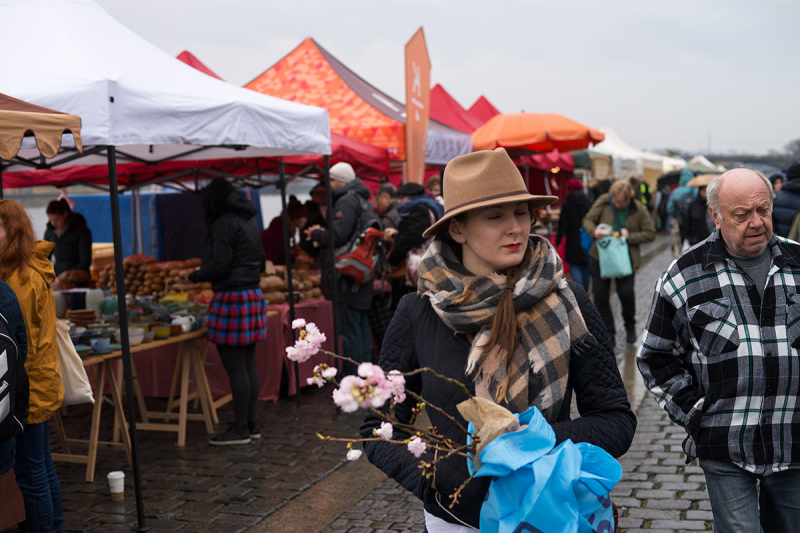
[334,193,387,285]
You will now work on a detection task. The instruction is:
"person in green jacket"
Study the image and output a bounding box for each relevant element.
[582,180,655,347]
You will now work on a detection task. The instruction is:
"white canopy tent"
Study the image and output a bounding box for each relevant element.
[0,2,331,528]
[591,128,684,187]
[0,0,330,174]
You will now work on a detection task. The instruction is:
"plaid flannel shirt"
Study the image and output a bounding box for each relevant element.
[637,230,800,475]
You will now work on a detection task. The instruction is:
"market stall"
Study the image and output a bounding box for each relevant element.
[0,0,331,527]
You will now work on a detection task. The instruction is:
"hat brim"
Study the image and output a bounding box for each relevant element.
[687,174,714,188]
[422,193,558,239]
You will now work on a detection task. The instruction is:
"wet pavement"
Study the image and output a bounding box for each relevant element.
[3,233,715,533]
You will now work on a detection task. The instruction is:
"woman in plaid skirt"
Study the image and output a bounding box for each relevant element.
[189,178,267,445]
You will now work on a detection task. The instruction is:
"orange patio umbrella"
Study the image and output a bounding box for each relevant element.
[471,112,604,152]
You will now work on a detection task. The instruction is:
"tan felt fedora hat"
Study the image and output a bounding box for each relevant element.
[422,147,558,239]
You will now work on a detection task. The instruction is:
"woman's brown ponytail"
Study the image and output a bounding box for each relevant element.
[483,245,532,364]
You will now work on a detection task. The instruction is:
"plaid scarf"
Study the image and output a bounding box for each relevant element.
[418,235,594,420]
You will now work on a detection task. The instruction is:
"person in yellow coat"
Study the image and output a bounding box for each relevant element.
[0,199,64,533]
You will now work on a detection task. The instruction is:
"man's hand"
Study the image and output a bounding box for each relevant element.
[594,229,605,239]
[384,227,398,243]
[620,228,629,238]
[304,225,322,240]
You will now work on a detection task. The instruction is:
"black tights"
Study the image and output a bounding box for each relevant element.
[216,343,259,427]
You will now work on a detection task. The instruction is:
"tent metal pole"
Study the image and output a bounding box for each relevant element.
[278,162,300,402]
[135,189,144,254]
[324,155,341,373]
[107,146,147,532]
[130,190,137,254]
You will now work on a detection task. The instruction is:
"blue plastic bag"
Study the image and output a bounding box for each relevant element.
[595,235,632,280]
[579,227,593,256]
[468,405,621,533]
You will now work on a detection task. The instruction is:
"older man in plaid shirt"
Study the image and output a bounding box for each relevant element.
[638,168,800,532]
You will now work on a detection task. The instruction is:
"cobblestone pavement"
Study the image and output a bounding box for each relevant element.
[613,397,712,532]
[3,388,366,533]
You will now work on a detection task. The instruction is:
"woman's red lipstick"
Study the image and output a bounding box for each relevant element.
[503,243,521,250]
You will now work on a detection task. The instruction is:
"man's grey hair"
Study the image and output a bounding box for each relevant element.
[706,169,775,219]
[377,182,397,198]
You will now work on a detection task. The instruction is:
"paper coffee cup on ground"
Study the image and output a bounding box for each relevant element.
[107,471,125,501]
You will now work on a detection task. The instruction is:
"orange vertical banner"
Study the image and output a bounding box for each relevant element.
[404,27,430,184]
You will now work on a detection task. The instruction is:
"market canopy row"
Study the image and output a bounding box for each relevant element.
[0,0,331,184]
[245,37,472,165]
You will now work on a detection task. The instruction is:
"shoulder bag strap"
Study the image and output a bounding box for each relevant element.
[608,197,623,233]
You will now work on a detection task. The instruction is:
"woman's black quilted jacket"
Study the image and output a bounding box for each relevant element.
[359,281,636,529]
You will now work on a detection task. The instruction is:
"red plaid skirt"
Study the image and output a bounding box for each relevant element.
[206,290,268,346]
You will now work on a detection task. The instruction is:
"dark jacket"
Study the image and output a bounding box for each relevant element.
[0,279,29,446]
[260,216,293,266]
[189,193,265,292]
[556,190,593,265]
[583,194,656,271]
[772,181,800,238]
[686,195,714,246]
[386,196,443,267]
[299,201,327,259]
[382,200,400,231]
[360,282,636,529]
[309,179,380,311]
[43,212,92,276]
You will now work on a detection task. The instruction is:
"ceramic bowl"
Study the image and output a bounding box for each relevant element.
[114,327,145,346]
[169,324,183,336]
[142,331,155,343]
[152,326,171,340]
[74,344,92,357]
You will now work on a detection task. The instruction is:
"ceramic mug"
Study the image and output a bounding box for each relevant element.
[171,315,196,333]
[90,337,111,353]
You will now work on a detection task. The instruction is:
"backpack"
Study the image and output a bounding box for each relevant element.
[0,311,27,443]
[334,193,387,285]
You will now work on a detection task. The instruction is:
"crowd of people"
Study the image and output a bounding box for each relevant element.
[5,153,800,531]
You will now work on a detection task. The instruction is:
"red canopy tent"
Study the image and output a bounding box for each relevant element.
[468,95,501,124]
[429,84,484,134]
[176,50,390,178]
[244,38,472,166]
[176,50,224,80]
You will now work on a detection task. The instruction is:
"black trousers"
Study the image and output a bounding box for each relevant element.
[589,257,636,337]
[217,343,258,428]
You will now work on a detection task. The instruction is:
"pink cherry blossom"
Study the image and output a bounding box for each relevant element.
[407,436,427,458]
[321,366,338,379]
[304,322,327,346]
[285,338,317,363]
[292,318,307,329]
[387,370,406,403]
[307,375,325,388]
[346,449,362,461]
[332,375,364,412]
[358,362,385,383]
[375,422,393,441]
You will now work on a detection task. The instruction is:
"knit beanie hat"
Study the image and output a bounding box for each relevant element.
[330,162,356,183]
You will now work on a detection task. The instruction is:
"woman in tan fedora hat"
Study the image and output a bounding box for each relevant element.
[361,148,635,532]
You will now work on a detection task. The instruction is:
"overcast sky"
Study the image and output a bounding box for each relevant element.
[96,0,800,156]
